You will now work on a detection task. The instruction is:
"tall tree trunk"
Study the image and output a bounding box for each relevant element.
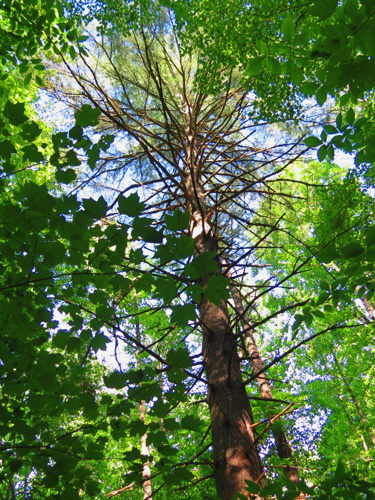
[227,275,300,484]
[185,150,264,499]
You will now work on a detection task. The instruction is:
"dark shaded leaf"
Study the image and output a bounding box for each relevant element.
[184,251,218,279]
[104,371,128,389]
[4,101,28,125]
[170,304,196,326]
[118,193,145,217]
[317,244,340,263]
[165,210,190,231]
[204,274,230,305]
[74,104,101,127]
[82,196,107,219]
[340,242,365,258]
[304,136,322,147]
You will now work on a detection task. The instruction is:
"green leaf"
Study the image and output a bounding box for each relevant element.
[69,45,76,60]
[167,367,188,383]
[326,144,335,160]
[186,283,204,302]
[309,0,338,19]
[170,304,196,326]
[281,14,295,41]
[324,125,337,134]
[317,244,340,263]
[4,101,28,125]
[290,64,303,84]
[245,480,261,494]
[118,193,145,217]
[204,274,230,306]
[292,314,304,332]
[334,460,346,481]
[132,217,163,243]
[104,371,128,389]
[260,481,283,498]
[304,136,322,147]
[256,39,268,54]
[360,26,375,57]
[164,467,194,486]
[22,144,44,162]
[313,309,325,319]
[157,444,178,456]
[98,134,115,150]
[128,384,158,403]
[318,144,327,162]
[55,168,77,184]
[163,418,180,430]
[345,108,355,125]
[165,210,190,231]
[134,273,154,293]
[0,139,16,159]
[74,104,101,127]
[173,235,195,260]
[82,196,107,219]
[87,143,100,169]
[21,121,42,141]
[300,82,319,96]
[184,252,218,279]
[154,275,178,303]
[126,369,144,384]
[365,225,375,247]
[320,281,330,291]
[265,56,281,74]
[91,333,110,351]
[69,125,83,140]
[316,87,327,105]
[52,330,71,349]
[336,112,343,130]
[166,347,192,368]
[155,235,194,262]
[42,241,66,267]
[129,420,147,437]
[340,242,365,258]
[124,447,143,462]
[245,57,264,77]
[181,414,203,431]
[24,73,32,86]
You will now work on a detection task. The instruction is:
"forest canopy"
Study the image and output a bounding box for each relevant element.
[0,0,375,499]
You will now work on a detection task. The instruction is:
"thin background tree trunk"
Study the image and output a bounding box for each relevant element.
[135,298,153,500]
[226,269,299,484]
[333,354,375,447]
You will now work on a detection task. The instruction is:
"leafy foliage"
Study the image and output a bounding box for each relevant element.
[1,1,375,499]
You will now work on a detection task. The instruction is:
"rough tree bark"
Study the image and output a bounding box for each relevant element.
[186,175,265,498]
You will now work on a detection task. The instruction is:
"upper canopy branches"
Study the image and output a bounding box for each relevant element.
[47,18,316,265]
